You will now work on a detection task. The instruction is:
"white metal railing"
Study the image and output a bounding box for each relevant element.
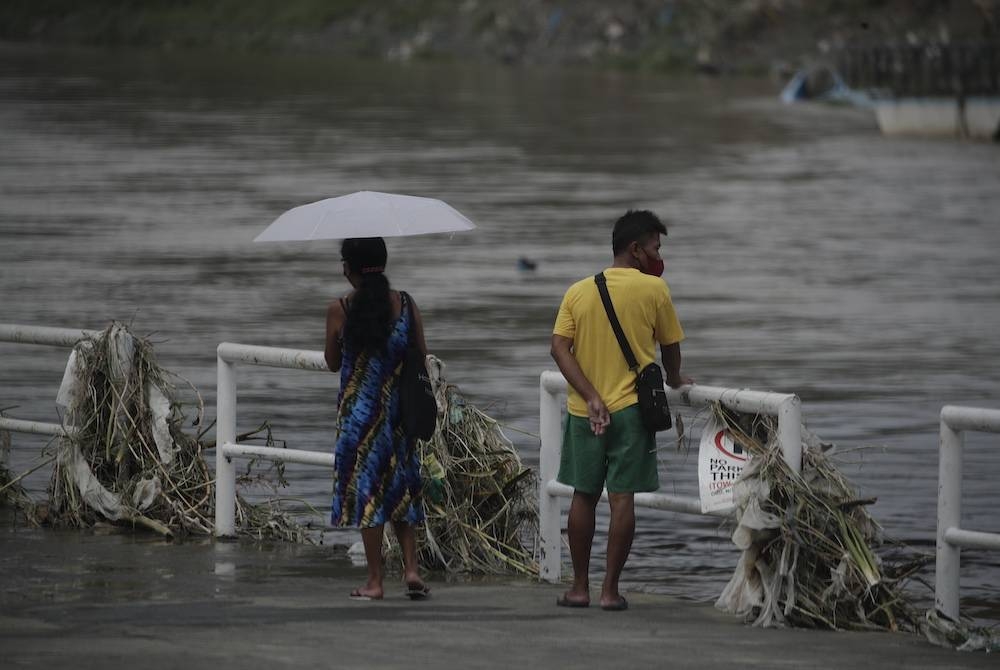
[0,328,334,537]
[0,323,99,439]
[538,370,802,583]
[214,342,334,537]
[935,405,1000,620]
[15,323,994,615]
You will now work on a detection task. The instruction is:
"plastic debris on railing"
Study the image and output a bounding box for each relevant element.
[922,608,1000,652]
[713,407,927,633]
[53,324,168,520]
[4,321,300,541]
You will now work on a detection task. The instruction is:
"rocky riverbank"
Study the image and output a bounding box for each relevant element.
[1,0,997,77]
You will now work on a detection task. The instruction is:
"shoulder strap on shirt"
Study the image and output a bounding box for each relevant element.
[594,273,639,372]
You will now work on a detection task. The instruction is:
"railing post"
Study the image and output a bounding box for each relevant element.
[538,373,563,583]
[215,353,237,537]
[935,411,963,620]
[777,396,803,475]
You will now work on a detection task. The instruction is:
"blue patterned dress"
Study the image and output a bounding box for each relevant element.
[332,292,425,528]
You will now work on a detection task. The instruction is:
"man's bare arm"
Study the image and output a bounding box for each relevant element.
[660,341,693,388]
[551,334,610,435]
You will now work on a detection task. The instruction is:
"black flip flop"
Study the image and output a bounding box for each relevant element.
[556,595,590,608]
[600,597,628,611]
[405,584,431,600]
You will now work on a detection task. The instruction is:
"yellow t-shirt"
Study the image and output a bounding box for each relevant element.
[553,267,684,417]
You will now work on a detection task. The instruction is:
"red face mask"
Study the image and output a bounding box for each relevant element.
[643,258,664,277]
[638,247,664,277]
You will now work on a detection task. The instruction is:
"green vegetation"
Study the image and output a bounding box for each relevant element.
[0,1,996,74]
[0,0,367,50]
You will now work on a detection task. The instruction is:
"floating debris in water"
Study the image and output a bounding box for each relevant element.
[922,608,1000,652]
[516,257,537,271]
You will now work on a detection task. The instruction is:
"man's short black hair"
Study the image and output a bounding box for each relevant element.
[612,210,667,255]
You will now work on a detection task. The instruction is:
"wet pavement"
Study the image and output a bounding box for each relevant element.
[0,522,994,670]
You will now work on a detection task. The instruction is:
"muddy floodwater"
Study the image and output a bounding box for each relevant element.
[1,43,998,621]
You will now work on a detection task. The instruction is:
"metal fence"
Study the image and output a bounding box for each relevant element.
[537,370,802,583]
[935,405,1000,620]
[0,323,99,439]
[4,322,997,619]
[214,342,334,536]
[836,43,1000,97]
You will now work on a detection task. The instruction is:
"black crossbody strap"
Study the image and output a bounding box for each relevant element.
[400,291,416,349]
[594,273,639,372]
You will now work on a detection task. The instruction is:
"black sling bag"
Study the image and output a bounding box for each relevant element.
[397,292,437,441]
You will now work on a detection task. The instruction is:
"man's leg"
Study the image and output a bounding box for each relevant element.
[601,491,635,608]
[600,405,655,610]
[563,489,600,604]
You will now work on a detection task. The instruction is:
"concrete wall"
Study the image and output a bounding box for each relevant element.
[875,97,1000,139]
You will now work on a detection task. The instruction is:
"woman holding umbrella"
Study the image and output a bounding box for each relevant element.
[324,236,430,601]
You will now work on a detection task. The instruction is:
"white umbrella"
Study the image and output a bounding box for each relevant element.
[254,191,476,242]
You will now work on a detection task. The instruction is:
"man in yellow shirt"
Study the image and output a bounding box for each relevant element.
[550,209,691,611]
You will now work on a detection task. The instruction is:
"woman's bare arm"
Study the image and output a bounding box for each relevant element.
[324,300,345,372]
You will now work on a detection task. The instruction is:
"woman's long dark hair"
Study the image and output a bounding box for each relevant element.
[341,237,393,354]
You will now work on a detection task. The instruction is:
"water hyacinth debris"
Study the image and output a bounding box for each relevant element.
[1,324,539,577]
[713,403,927,632]
[2,322,304,541]
[386,356,539,576]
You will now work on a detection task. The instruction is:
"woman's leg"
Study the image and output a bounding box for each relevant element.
[391,521,426,590]
[353,524,385,599]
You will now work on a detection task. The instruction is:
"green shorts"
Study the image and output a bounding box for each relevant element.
[556,404,659,495]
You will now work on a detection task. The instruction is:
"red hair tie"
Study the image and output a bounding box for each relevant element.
[361,265,385,274]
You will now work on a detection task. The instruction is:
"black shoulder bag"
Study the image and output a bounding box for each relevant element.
[398,292,437,441]
[594,273,672,433]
